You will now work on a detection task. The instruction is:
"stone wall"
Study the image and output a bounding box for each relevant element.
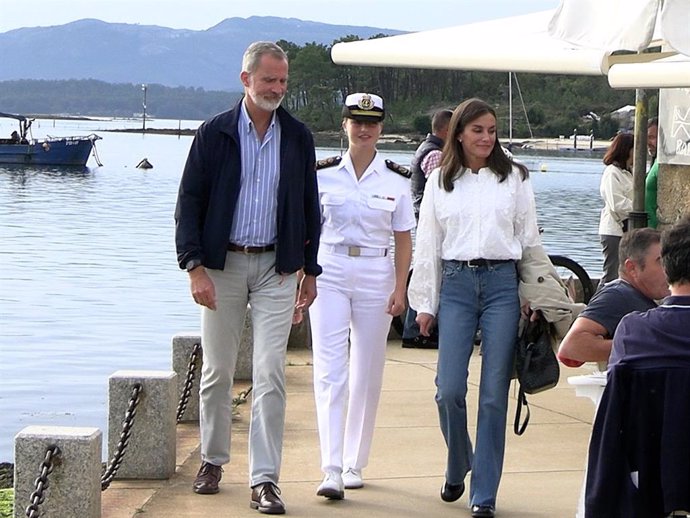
[658,164,690,228]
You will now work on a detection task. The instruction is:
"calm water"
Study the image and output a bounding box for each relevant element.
[0,118,605,461]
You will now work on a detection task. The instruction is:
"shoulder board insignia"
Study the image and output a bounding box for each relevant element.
[315,155,342,170]
[385,159,411,178]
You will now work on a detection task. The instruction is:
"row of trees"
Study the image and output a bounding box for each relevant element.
[0,34,654,139]
[0,80,242,121]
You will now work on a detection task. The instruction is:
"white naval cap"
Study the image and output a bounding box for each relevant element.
[342,92,385,122]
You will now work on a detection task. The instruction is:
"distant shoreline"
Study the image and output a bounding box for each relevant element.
[19,115,608,157]
[104,127,607,158]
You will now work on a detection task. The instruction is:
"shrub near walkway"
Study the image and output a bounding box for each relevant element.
[0,489,12,518]
[0,463,13,518]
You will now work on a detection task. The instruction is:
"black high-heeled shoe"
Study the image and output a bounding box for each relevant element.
[440,481,465,502]
[471,504,495,517]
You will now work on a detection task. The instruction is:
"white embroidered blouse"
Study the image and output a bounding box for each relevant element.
[408,165,541,317]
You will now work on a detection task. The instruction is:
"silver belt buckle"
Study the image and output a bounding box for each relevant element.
[348,246,361,257]
[467,259,480,268]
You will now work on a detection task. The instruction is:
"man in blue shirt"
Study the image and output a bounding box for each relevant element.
[175,41,321,515]
[557,228,670,367]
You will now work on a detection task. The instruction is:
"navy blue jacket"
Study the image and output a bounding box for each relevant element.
[174,101,322,276]
[586,362,690,518]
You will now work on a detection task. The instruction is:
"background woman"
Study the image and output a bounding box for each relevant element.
[598,131,635,290]
[408,98,541,518]
[310,92,415,500]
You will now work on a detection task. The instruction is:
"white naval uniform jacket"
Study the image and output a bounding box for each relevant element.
[316,152,416,250]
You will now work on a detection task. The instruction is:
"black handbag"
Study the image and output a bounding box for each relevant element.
[513,312,560,435]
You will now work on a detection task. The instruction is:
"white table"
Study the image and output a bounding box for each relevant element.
[568,371,607,407]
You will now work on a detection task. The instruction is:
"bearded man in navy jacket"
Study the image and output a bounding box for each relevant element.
[175,41,321,515]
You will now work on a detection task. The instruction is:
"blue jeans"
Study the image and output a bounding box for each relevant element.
[435,260,520,508]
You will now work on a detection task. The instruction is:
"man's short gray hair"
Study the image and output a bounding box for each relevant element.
[242,41,288,74]
[618,227,662,274]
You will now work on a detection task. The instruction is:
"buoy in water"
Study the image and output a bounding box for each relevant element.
[136,158,153,169]
[540,163,548,172]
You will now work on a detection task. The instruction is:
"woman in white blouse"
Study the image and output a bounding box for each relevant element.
[598,132,634,290]
[408,98,541,518]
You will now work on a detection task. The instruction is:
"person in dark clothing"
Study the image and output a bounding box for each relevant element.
[174,41,321,515]
[402,109,452,348]
[586,215,690,518]
[410,109,453,218]
[608,215,690,368]
[557,228,669,367]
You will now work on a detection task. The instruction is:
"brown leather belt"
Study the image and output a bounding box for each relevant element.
[227,243,275,254]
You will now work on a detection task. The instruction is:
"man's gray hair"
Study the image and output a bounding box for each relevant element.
[618,227,662,274]
[242,41,288,74]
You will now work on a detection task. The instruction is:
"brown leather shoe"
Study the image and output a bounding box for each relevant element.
[193,462,222,494]
[250,482,286,514]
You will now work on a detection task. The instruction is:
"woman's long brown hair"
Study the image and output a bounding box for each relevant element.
[439,98,529,192]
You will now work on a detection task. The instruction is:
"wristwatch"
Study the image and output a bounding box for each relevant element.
[185,259,202,272]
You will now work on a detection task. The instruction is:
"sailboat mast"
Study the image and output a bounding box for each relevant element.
[508,72,513,145]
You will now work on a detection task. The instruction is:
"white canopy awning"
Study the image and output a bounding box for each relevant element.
[548,0,690,56]
[608,59,690,89]
[331,11,609,76]
[330,2,690,89]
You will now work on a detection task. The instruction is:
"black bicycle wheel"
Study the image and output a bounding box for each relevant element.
[548,254,594,304]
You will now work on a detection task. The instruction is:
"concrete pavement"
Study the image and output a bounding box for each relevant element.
[101,341,598,518]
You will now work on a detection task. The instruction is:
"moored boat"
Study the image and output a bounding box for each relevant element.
[0,112,102,166]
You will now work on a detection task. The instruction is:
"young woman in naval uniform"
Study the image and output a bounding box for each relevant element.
[310,92,415,500]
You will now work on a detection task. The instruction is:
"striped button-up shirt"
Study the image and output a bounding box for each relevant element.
[229,101,282,246]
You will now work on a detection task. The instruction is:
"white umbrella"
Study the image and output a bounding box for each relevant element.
[548,0,689,55]
[330,1,690,88]
[547,0,690,88]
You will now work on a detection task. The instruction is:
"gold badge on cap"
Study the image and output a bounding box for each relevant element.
[357,94,374,110]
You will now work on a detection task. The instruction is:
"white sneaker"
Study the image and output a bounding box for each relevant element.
[342,468,363,489]
[316,471,344,500]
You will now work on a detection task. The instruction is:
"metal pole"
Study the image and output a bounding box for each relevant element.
[508,72,513,145]
[142,84,147,132]
[630,88,649,229]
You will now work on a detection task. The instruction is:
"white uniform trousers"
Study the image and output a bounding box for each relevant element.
[199,251,296,487]
[309,251,394,472]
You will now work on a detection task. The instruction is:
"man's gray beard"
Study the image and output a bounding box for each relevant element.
[250,92,284,112]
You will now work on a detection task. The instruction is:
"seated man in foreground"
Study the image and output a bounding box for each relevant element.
[608,215,690,368]
[557,228,670,367]
[585,216,690,518]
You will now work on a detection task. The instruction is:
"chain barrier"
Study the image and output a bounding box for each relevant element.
[25,444,61,518]
[232,386,252,413]
[176,342,202,423]
[101,383,142,491]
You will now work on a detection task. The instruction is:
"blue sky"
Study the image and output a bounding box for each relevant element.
[0,0,560,33]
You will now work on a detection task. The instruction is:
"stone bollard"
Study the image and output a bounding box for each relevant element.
[176,303,310,389]
[108,370,176,479]
[172,334,203,422]
[14,426,102,518]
